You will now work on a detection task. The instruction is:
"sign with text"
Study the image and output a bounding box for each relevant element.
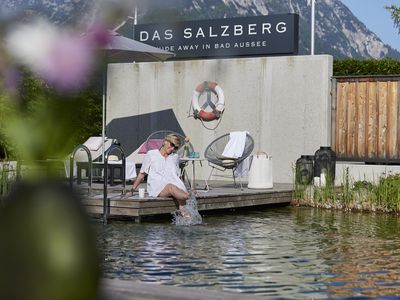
[134,14,299,59]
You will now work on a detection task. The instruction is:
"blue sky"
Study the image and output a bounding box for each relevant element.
[340,0,400,51]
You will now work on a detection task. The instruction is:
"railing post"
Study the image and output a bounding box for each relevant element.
[103,144,126,225]
[70,145,92,195]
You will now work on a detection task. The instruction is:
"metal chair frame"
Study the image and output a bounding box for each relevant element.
[204,133,254,190]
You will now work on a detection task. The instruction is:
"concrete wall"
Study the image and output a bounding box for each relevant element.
[336,162,400,185]
[107,55,333,183]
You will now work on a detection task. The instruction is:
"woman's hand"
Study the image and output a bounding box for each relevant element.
[124,188,136,198]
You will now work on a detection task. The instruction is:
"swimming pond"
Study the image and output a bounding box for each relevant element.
[96,207,400,298]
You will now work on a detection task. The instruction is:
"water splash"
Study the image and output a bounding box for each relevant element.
[172,193,202,226]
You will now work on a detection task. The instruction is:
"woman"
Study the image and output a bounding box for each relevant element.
[126,134,190,215]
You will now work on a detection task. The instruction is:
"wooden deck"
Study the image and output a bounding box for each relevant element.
[79,181,293,222]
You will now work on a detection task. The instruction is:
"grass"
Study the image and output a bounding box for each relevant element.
[292,168,400,214]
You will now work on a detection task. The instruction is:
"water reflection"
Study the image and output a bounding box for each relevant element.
[96,207,400,298]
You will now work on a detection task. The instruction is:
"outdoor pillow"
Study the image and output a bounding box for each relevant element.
[108,155,118,161]
[221,159,237,167]
[138,139,163,154]
[83,137,104,151]
[217,155,238,160]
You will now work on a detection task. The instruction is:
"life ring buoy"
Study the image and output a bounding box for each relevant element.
[192,81,225,122]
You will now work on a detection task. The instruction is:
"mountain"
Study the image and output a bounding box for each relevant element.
[125,0,399,59]
[1,0,399,59]
[0,0,95,26]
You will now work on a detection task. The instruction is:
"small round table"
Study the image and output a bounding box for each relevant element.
[180,157,207,191]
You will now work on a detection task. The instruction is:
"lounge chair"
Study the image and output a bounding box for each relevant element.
[70,136,137,185]
[204,132,254,189]
[74,136,115,162]
[66,137,114,178]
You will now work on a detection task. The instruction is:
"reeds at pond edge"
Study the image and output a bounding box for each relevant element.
[292,167,400,214]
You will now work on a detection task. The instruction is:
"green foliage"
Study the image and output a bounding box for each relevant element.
[293,181,307,200]
[0,94,15,160]
[386,5,400,34]
[340,168,353,206]
[374,174,400,211]
[0,72,102,161]
[294,170,400,213]
[352,180,374,191]
[293,163,308,200]
[333,58,400,76]
[71,84,102,145]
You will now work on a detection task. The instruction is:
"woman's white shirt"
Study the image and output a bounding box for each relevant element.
[140,149,187,197]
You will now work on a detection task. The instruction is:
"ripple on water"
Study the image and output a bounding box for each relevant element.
[96,207,400,298]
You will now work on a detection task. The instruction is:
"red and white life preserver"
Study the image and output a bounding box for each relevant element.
[192,81,225,122]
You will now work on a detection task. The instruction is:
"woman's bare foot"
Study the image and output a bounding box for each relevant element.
[179,205,191,218]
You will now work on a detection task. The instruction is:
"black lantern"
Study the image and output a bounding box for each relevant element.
[295,155,314,185]
[314,146,336,182]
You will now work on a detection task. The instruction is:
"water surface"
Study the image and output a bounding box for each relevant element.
[96,207,400,298]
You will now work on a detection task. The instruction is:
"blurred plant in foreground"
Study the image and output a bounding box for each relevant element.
[0,19,107,168]
[0,2,135,300]
[5,19,96,91]
[0,181,100,300]
[0,0,135,164]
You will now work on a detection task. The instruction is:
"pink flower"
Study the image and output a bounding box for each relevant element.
[5,19,100,92]
[85,23,112,47]
[40,34,95,91]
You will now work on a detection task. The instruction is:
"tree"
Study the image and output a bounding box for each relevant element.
[386,5,400,33]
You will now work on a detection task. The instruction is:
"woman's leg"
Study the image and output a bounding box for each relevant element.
[159,184,189,207]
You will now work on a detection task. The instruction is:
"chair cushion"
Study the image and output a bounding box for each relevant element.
[217,155,238,160]
[138,139,163,154]
[221,159,237,167]
[108,155,119,161]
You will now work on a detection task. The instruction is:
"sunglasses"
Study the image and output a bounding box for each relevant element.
[166,140,178,150]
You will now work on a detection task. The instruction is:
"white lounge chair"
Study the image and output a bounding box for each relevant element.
[69,136,135,183]
[74,136,114,162]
